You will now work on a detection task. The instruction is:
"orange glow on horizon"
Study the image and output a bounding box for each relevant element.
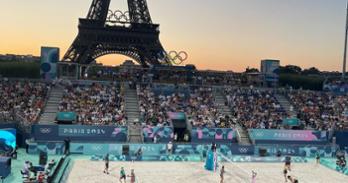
[0,0,346,72]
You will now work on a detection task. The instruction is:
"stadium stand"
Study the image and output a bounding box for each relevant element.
[286,90,348,130]
[224,87,287,129]
[0,80,49,124]
[137,84,233,128]
[58,82,126,125]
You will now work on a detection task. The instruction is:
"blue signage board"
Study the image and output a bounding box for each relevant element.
[335,131,348,151]
[142,126,174,143]
[40,47,59,81]
[249,129,327,144]
[0,128,16,152]
[167,112,186,120]
[255,144,336,158]
[26,141,337,158]
[32,125,127,142]
[282,118,300,126]
[56,112,77,122]
[191,127,237,143]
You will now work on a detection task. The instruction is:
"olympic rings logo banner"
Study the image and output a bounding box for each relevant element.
[39,127,52,134]
[228,145,255,155]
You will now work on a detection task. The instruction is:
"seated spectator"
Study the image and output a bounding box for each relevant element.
[44,159,56,174]
[59,82,126,126]
[37,172,45,183]
[21,161,31,178]
[225,87,286,129]
[0,80,49,124]
[287,90,348,130]
[137,84,232,128]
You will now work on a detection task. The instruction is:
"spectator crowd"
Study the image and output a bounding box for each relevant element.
[137,84,233,128]
[87,65,242,86]
[1,76,348,132]
[59,82,126,125]
[225,87,286,129]
[0,80,49,124]
[287,90,348,130]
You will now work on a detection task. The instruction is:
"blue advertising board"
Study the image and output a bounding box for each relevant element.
[0,124,16,129]
[335,131,348,152]
[167,112,186,120]
[26,141,337,158]
[191,128,237,143]
[27,141,65,155]
[69,143,167,156]
[56,112,77,122]
[0,128,16,152]
[40,47,59,80]
[323,83,348,94]
[282,118,300,126]
[226,145,255,156]
[255,144,336,158]
[32,125,127,142]
[249,129,328,144]
[142,126,174,143]
[0,123,30,147]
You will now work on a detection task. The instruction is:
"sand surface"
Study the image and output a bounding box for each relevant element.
[67,160,347,183]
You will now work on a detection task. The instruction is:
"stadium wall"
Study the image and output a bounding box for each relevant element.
[255,144,337,157]
[248,129,328,145]
[191,127,237,143]
[143,126,173,143]
[142,127,238,144]
[26,141,336,158]
[335,131,348,152]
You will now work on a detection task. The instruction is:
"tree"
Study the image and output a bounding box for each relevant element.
[0,61,40,78]
[245,67,259,73]
[302,67,321,75]
[279,74,324,90]
[275,65,302,74]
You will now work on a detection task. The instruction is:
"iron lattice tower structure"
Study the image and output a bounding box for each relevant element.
[62,0,170,66]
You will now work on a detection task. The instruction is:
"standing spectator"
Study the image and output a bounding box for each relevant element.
[167,141,173,154]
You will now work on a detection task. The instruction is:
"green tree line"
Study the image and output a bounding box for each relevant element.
[0,61,40,78]
[276,65,325,90]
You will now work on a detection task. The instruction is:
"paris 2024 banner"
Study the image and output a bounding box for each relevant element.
[249,129,328,144]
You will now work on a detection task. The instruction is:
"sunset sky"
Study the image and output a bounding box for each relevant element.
[0,0,347,72]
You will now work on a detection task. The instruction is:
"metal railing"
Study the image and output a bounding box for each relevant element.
[39,84,53,117]
[14,110,32,133]
[236,129,242,144]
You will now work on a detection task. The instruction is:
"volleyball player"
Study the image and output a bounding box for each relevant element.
[119,167,126,183]
[251,170,257,183]
[103,153,109,174]
[220,166,225,183]
[285,156,291,171]
[283,168,288,182]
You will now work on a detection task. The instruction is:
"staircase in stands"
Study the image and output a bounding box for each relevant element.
[124,83,143,143]
[213,87,251,145]
[275,94,297,117]
[39,85,64,124]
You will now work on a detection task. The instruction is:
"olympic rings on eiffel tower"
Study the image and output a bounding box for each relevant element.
[166,51,188,65]
[107,10,130,22]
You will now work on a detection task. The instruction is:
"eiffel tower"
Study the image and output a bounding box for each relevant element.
[62,0,170,66]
